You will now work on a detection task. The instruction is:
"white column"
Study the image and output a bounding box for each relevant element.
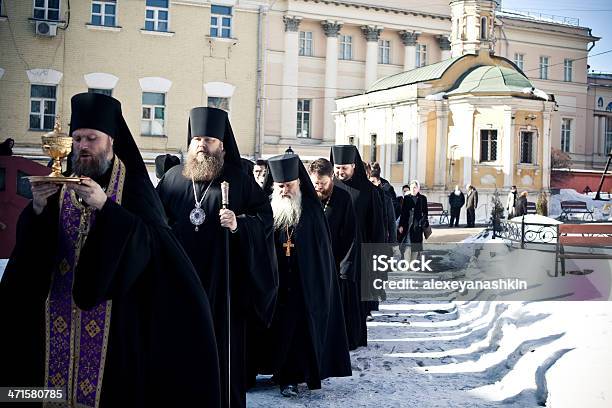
[362,26,382,90]
[384,108,394,176]
[322,21,342,143]
[600,115,607,155]
[409,108,419,182]
[402,127,412,184]
[434,105,448,187]
[542,110,552,190]
[463,107,475,188]
[503,108,515,188]
[399,31,418,71]
[592,116,600,156]
[280,16,301,140]
[416,111,429,187]
[438,36,452,61]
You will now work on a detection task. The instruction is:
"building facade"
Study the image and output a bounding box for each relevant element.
[262,0,600,168]
[0,0,268,165]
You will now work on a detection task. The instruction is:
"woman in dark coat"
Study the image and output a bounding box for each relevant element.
[398,180,428,253]
[516,191,529,217]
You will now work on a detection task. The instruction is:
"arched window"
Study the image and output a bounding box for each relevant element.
[480,17,488,40]
[606,102,612,112]
[598,97,604,108]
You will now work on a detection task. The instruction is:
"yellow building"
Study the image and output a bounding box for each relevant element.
[0,0,268,167]
[334,0,556,223]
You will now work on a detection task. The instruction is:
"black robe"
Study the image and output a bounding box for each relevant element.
[322,186,363,350]
[0,163,221,407]
[398,193,429,248]
[156,162,278,408]
[259,195,351,387]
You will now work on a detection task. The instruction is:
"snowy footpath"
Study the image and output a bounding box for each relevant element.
[248,300,612,407]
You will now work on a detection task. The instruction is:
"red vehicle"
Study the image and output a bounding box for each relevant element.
[0,156,50,258]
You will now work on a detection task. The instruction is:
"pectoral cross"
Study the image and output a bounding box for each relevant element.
[283,236,294,257]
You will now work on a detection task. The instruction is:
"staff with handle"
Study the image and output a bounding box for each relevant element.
[220,181,231,406]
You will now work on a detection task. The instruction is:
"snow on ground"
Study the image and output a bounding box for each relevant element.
[248,229,612,407]
[247,300,612,408]
[0,259,6,281]
[550,189,612,221]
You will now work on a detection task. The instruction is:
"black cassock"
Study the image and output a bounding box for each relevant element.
[258,196,351,388]
[322,186,364,350]
[0,164,221,407]
[156,162,278,408]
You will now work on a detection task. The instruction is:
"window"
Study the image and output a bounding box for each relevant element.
[480,16,488,40]
[208,96,229,112]
[514,53,524,71]
[561,118,572,153]
[339,35,352,60]
[33,0,60,20]
[520,131,534,164]
[91,0,116,26]
[296,99,311,138]
[17,171,34,199]
[480,129,497,162]
[607,102,612,113]
[416,44,427,68]
[29,85,56,130]
[395,132,404,162]
[210,4,231,38]
[145,0,168,32]
[378,40,390,64]
[598,97,604,108]
[88,88,113,96]
[141,92,165,136]
[370,134,377,162]
[606,118,612,154]
[564,58,573,82]
[0,168,5,192]
[539,56,549,80]
[299,31,313,56]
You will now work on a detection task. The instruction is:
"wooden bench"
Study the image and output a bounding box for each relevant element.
[427,202,449,224]
[555,223,612,276]
[560,200,593,221]
[527,201,536,215]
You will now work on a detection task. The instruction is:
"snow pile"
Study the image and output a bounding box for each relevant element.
[248,301,612,407]
[0,259,6,281]
[549,189,612,221]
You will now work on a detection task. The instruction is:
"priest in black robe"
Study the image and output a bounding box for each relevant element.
[308,158,363,350]
[156,107,278,408]
[0,93,220,407]
[330,145,385,341]
[257,154,351,397]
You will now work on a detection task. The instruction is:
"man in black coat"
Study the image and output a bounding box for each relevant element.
[398,180,429,254]
[156,107,278,408]
[309,158,363,350]
[0,93,220,407]
[256,154,351,397]
[448,185,465,227]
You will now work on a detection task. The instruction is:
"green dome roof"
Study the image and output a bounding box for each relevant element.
[446,65,534,96]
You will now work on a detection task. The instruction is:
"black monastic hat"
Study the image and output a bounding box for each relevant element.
[70,92,122,139]
[331,145,357,165]
[188,107,227,143]
[155,154,181,179]
[268,154,299,183]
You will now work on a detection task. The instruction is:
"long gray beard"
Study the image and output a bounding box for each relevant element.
[271,189,302,230]
[182,149,224,182]
[72,147,112,179]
